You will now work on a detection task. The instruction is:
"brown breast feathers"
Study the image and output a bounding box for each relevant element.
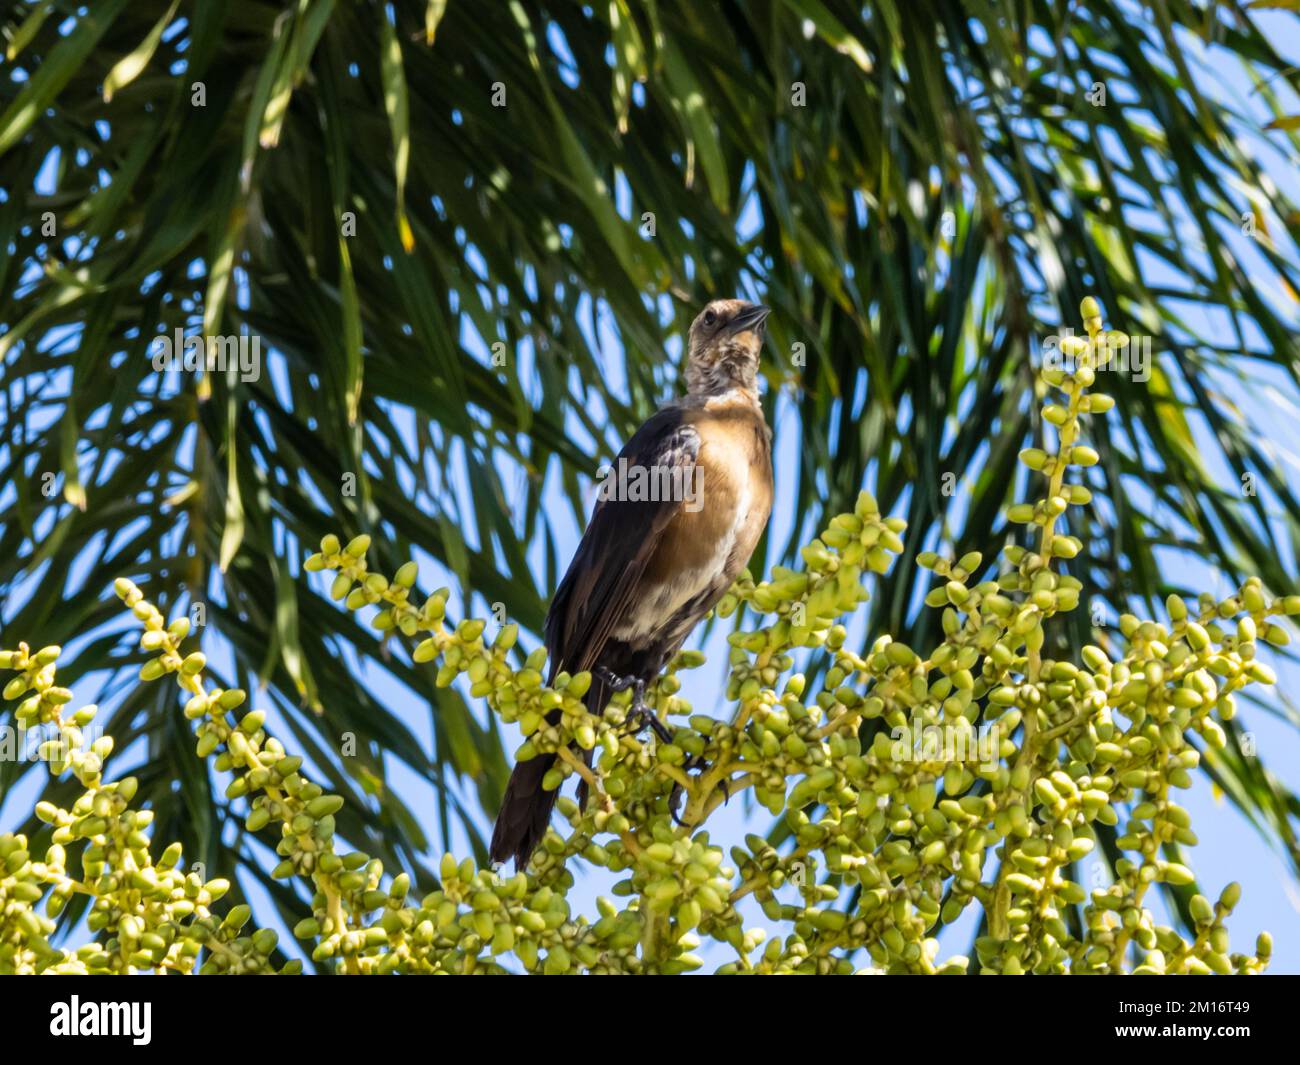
[637,392,773,624]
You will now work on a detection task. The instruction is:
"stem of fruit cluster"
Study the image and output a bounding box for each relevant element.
[989,342,1091,947]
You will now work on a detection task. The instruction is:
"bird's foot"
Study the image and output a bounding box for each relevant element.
[596,669,673,743]
[593,670,731,826]
[638,708,674,744]
[596,667,638,696]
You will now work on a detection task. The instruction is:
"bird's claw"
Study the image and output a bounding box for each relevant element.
[639,709,674,744]
[596,668,710,824]
[596,669,673,743]
[596,667,637,695]
[669,754,714,826]
[669,787,688,825]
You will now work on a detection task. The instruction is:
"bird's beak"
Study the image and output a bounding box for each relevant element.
[726,303,771,338]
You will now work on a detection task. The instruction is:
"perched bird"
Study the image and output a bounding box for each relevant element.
[490,298,775,869]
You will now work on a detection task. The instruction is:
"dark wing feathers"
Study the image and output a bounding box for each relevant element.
[544,406,699,680]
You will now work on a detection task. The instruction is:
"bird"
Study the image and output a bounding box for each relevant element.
[489,298,775,869]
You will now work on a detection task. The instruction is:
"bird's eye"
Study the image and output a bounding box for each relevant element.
[703,310,717,327]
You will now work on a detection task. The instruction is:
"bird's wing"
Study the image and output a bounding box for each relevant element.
[544,406,698,679]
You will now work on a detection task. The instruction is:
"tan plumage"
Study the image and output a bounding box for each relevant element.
[490,299,774,868]
[633,395,772,641]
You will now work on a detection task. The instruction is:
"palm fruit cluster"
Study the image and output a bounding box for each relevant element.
[0,298,1279,974]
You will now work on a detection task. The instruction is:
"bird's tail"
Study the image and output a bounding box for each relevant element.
[488,672,609,870]
[488,750,558,869]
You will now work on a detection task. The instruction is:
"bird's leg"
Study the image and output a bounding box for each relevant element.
[667,762,733,826]
[599,668,705,821]
[668,752,717,826]
[596,670,732,826]
[596,669,673,743]
[630,681,675,744]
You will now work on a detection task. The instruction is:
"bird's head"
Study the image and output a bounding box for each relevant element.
[684,298,771,397]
